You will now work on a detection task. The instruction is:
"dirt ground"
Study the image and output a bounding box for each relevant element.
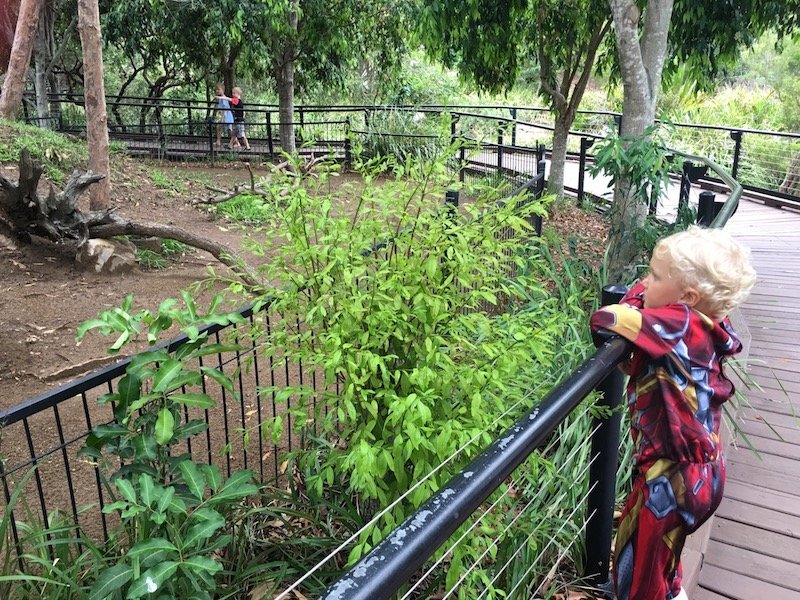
[0,155,608,410]
[0,158,278,408]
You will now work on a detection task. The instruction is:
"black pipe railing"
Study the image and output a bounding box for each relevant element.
[318,151,742,599]
[318,335,632,600]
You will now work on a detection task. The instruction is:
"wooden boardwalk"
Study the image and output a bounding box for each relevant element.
[693,199,800,600]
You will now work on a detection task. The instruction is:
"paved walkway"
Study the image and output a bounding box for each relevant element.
[694,199,800,599]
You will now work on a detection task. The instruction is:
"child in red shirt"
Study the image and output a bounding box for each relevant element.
[590,226,756,600]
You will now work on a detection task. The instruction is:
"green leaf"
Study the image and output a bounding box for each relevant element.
[182,512,225,550]
[210,469,258,504]
[201,464,222,493]
[117,373,141,404]
[89,563,133,600]
[178,461,205,500]
[156,486,176,514]
[155,407,175,446]
[170,393,216,409]
[180,556,222,576]
[199,366,236,395]
[152,359,183,393]
[139,474,155,507]
[115,478,137,504]
[126,561,178,599]
[133,434,157,461]
[173,419,209,441]
[127,538,178,561]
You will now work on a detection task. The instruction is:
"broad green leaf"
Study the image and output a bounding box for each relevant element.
[127,538,178,561]
[178,461,205,500]
[126,561,178,599]
[152,359,183,393]
[199,366,236,395]
[155,408,175,446]
[200,464,222,492]
[115,478,137,504]
[173,419,209,441]
[117,374,141,404]
[182,512,225,550]
[180,556,222,576]
[89,563,133,600]
[211,470,258,504]
[133,434,157,461]
[139,473,155,507]
[170,393,216,409]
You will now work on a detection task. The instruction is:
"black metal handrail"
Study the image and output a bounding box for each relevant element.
[318,150,742,599]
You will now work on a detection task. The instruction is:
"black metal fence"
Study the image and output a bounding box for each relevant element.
[22,94,800,207]
[4,96,746,597]
[0,139,547,575]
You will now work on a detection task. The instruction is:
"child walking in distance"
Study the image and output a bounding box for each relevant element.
[213,83,234,148]
[230,86,250,150]
[590,226,756,600]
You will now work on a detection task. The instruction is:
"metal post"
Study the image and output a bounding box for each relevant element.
[510,107,517,146]
[344,117,352,167]
[208,119,215,166]
[679,161,693,214]
[584,284,627,592]
[578,137,594,206]
[537,158,547,189]
[730,130,743,180]
[497,121,504,172]
[187,104,193,135]
[266,111,274,158]
[697,190,717,226]
[450,114,458,144]
[613,114,622,135]
[445,189,459,212]
[459,145,466,183]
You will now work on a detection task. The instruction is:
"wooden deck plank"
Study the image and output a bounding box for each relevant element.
[721,479,800,517]
[704,540,800,591]
[694,198,800,598]
[694,587,732,600]
[714,497,800,537]
[698,564,798,600]
[726,460,800,496]
[710,518,800,560]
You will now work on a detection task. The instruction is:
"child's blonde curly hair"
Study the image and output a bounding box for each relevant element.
[653,225,756,320]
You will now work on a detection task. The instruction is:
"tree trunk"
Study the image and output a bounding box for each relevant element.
[77,0,110,210]
[0,0,43,119]
[277,6,298,155]
[606,0,674,283]
[548,116,571,198]
[780,150,800,197]
[33,4,52,127]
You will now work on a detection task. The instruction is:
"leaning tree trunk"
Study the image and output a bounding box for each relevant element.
[276,5,298,155]
[33,5,53,128]
[606,0,674,283]
[548,117,571,198]
[0,0,43,119]
[77,0,110,210]
[0,150,261,287]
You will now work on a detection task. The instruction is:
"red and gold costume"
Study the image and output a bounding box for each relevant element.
[590,283,742,600]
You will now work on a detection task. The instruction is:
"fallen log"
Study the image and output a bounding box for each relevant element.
[0,149,261,287]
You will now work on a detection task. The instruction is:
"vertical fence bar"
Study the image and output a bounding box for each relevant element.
[344,117,352,167]
[266,111,275,158]
[497,121,504,172]
[23,418,53,558]
[82,391,109,539]
[208,120,215,166]
[53,405,81,546]
[584,284,627,590]
[730,130,743,180]
[578,137,593,206]
[510,107,517,146]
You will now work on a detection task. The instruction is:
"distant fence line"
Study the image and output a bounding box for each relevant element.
[20,93,800,208]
